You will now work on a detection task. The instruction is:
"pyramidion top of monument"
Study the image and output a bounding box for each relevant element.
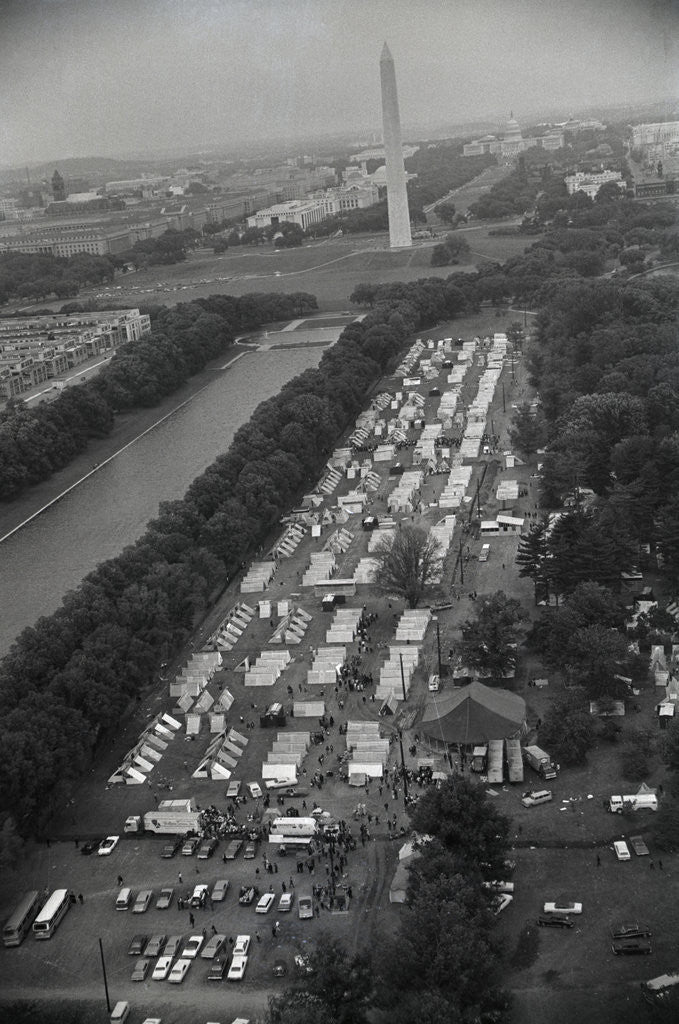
[380,42,393,62]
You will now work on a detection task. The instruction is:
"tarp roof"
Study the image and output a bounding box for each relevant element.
[419,680,526,745]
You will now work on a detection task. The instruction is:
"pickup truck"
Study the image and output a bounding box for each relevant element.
[629,835,650,856]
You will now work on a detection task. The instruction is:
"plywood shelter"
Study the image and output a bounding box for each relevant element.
[419,680,526,748]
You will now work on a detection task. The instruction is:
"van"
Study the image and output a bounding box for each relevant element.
[110,1002,130,1023]
[116,887,133,910]
[478,543,490,562]
[428,674,440,692]
[521,790,553,808]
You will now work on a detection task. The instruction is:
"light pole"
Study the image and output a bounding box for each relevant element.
[397,729,410,805]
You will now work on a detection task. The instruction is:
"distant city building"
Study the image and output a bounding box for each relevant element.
[247,178,379,230]
[463,114,564,158]
[0,198,18,219]
[51,170,66,202]
[349,143,419,163]
[564,169,624,199]
[631,121,679,150]
[247,199,327,231]
[0,309,150,399]
[0,226,131,257]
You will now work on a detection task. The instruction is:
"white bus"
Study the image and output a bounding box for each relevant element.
[32,889,71,940]
[3,890,42,947]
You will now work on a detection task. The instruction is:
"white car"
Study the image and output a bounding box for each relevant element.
[228,954,248,980]
[278,892,294,912]
[168,957,191,983]
[226,781,241,798]
[201,933,226,959]
[613,840,631,861]
[247,782,263,799]
[181,935,204,959]
[543,901,583,915]
[98,835,120,856]
[233,934,251,956]
[152,955,174,980]
[256,892,275,914]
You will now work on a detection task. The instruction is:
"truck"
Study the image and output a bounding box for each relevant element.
[470,745,488,772]
[268,817,318,846]
[523,745,558,780]
[486,740,504,784]
[505,737,524,783]
[124,798,203,836]
[609,794,658,814]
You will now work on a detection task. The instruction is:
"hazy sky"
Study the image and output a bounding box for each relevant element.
[1,0,678,165]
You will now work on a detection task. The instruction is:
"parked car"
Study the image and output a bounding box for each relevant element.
[629,835,650,857]
[521,790,553,808]
[256,893,275,914]
[247,782,263,798]
[297,895,313,919]
[226,781,241,799]
[163,935,182,958]
[98,835,120,856]
[613,840,631,861]
[227,955,248,980]
[239,886,258,905]
[244,841,258,859]
[208,956,229,981]
[161,838,182,858]
[128,935,148,956]
[278,892,294,912]
[181,836,200,856]
[224,839,243,859]
[212,879,230,902]
[131,958,150,981]
[144,935,167,958]
[197,838,218,860]
[272,959,288,977]
[151,955,173,981]
[181,935,204,959]
[543,902,582,915]
[168,958,192,983]
[201,933,226,959]
[189,884,209,908]
[133,889,153,913]
[156,887,174,910]
[233,935,251,956]
[80,840,99,855]
[611,922,652,940]
[537,914,573,928]
[612,937,653,956]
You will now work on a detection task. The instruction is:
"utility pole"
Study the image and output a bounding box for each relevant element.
[433,617,442,675]
[398,730,410,805]
[502,381,506,413]
[458,538,465,586]
[98,938,111,1013]
[399,652,407,703]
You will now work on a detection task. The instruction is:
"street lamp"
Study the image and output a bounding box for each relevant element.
[399,652,407,703]
[98,937,111,1013]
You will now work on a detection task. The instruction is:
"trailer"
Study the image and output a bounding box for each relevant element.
[486,740,504,784]
[523,745,558,780]
[125,798,203,835]
[609,794,658,813]
[505,738,524,783]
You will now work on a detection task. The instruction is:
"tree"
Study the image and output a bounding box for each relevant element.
[563,624,632,699]
[537,688,596,765]
[279,934,373,1024]
[515,520,550,604]
[409,776,511,879]
[509,402,547,458]
[461,590,527,679]
[434,201,456,223]
[0,815,24,869]
[372,526,443,608]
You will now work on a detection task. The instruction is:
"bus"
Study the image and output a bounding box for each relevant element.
[32,889,71,940]
[3,890,42,947]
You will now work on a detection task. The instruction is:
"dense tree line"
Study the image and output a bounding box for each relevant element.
[0,291,318,501]
[0,288,439,839]
[0,251,115,304]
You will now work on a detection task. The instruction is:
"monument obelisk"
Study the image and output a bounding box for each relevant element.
[379,42,412,249]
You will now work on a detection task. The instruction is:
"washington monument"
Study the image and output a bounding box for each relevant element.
[380,42,412,249]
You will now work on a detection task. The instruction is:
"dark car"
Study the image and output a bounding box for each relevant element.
[161,837,182,858]
[197,838,218,860]
[537,914,573,929]
[243,841,258,859]
[127,934,148,956]
[612,937,653,956]
[223,839,243,860]
[238,885,259,906]
[208,956,229,981]
[611,922,652,940]
[80,840,99,856]
[272,959,288,977]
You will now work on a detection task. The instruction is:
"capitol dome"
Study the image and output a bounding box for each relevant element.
[504,114,523,140]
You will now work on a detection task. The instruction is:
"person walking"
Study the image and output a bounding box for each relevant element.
[189,912,195,927]
[256,931,261,943]
[178,872,183,884]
